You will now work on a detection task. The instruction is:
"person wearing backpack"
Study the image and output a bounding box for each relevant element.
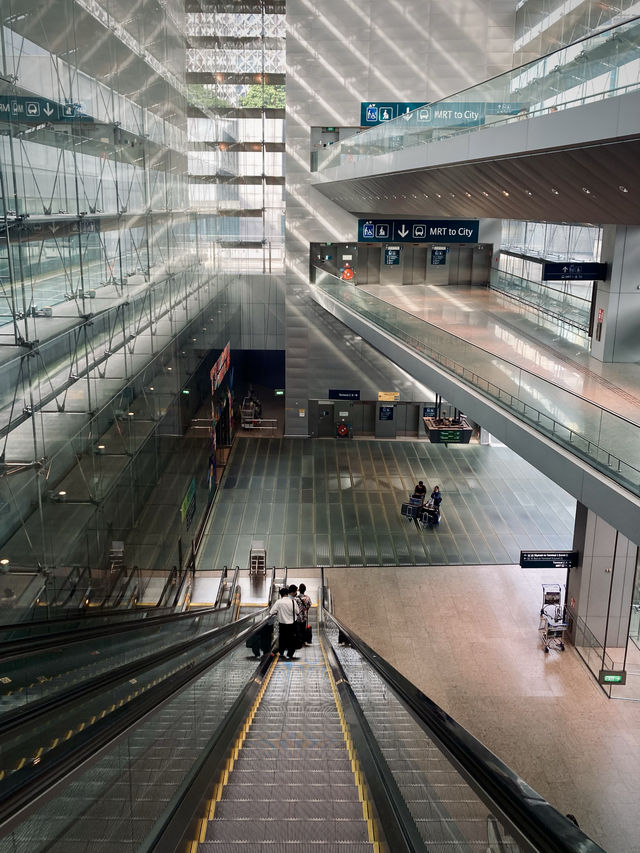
[297,583,312,645]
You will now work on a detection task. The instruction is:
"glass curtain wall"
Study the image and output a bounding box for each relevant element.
[499,220,602,298]
[514,0,640,65]
[0,0,231,582]
[186,1,285,273]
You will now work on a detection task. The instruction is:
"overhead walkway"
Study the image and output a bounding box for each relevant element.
[0,583,605,853]
[309,272,640,544]
[311,18,640,225]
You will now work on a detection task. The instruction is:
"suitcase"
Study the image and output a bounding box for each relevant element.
[401,502,419,519]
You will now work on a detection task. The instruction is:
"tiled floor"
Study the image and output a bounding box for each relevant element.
[327,563,640,853]
[197,437,575,571]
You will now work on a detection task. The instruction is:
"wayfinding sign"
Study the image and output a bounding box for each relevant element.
[519,550,579,569]
[359,219,478,243]
[384,247,400,265]
[542,262,607,281]
[431,247,447,265]
[361,101,525,127]
[0,96,91,123]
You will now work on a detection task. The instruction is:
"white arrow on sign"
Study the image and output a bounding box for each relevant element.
[398,225,409,238]
[43,103,54,117]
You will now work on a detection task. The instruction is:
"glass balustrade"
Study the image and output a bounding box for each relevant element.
[313,271,640,497]
[316,16,640,171]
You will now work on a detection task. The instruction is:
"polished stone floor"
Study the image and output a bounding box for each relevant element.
[197,437,575,572]
[327,563,640,853]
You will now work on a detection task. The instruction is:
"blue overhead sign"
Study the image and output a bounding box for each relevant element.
[361,101,525,127]
[0,97,92,123]
[361,102,428,125]
[542,262,607,281]
[359,219,479,243]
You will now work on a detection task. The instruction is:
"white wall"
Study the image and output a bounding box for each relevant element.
[285,0,517,434]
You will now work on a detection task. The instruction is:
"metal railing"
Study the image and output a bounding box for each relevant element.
[312,271,640,496]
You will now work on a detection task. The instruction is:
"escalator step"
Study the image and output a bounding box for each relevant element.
[219,783,361,802]
[226,769,356,786]
[199,844,374,852]
[232,757,353,772]
[205,817,370,843]
[215,799,364,820]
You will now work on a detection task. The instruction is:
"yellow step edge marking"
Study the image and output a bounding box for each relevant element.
[189,653,279,853]
[319,637,378,850]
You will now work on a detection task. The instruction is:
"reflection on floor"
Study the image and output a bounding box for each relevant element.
[197,437,575,571]
[327,564,640,853]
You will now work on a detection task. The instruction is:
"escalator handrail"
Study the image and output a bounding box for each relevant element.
[225,566,240,607]
[213,566,228,608]
[321,606,605,853]
[0,598,241,664]
[0,608,273,833]
[0,607,269,738]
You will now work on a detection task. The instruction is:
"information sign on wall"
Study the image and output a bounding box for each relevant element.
[379,405,395,421]
[359,219,478,244]
[329,389,360,400]
[431,247,447,265]
[519,550,579,569]
[542,262,607,281]
[384,247,400,265]
[378,391,400,401]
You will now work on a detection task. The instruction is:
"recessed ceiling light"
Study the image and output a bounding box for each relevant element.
[449,192,455,198]
[524,190,533,196]
[551,188,559,195]
[501,190,509,197]
[582,187,592,194]
[618,185,629,193]
[481,191,489,197]
[435,193,441,198]
[464,192,472,198]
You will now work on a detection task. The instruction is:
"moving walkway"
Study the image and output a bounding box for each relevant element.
[0,582,605,853]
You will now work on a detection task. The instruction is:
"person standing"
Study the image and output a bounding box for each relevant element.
[270,586,299,660]
[430,485,442,508]
[297,583,312,645]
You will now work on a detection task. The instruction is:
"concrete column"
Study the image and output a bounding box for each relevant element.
[591,225,640,362]
[566,502,638,649]
[479,218,503,269]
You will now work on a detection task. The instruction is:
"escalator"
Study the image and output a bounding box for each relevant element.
[0,583,606,853]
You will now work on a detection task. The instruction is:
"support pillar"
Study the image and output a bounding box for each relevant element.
[592,225,640,362]
[566,503,638,652]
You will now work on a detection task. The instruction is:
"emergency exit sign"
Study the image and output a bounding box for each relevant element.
[599,670,626,685]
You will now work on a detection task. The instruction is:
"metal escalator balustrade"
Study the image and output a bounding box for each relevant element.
[320,601,605,853]
[0,605,265,792]
[0,566,246,714]
[312,272,640,498]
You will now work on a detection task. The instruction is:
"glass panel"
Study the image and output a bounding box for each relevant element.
[312,271,640,497]
[316,17,640,171]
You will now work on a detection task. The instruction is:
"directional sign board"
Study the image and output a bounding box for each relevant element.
[431,247,447,265]
[520,550,579,569]
[361,101,525,127]
[384,247,400,265]
[0,96,92,123]
[542,262,607,281]
[359,219,478,244]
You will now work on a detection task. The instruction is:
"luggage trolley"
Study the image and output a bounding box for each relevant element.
[539,583,567,653]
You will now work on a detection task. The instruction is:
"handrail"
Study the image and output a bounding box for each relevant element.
[214,566,228,608]
[0,598,238,664]
[312,275,640,494]
[315,271,636,426]
[0,608,271,832]
[315,15,640,171]
[321,605,604,853]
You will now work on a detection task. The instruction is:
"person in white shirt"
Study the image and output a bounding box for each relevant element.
[270,586,300,659]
